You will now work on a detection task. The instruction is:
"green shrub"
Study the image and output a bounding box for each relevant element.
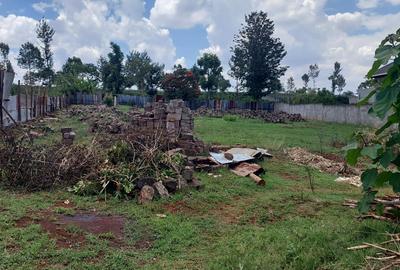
[223,115,238,122]
[103,94,114,107]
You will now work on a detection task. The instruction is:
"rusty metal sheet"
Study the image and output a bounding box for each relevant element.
[231,162,263,177]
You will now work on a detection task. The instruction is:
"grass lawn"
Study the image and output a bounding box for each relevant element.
[0,116,396,270]
[195,117,365,153]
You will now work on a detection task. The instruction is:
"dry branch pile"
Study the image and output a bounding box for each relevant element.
[285,147,360,177]
[348,233,400,270]
[0,136,103,191]
[343,196,400,222]
[194,107,304,123]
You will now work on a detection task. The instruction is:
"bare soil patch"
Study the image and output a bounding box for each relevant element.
[15,207,126,249]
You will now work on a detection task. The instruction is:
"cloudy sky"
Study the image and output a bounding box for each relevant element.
[1,0,399,92]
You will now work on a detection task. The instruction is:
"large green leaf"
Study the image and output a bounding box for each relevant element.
[375,45,396,64]
[346,148,362,166]
[367,59,383,79]
[373,85,400,119]
[361,168,379,191]
[358,191,378,213]
[375,171,391,187]
[389,173,400,192]
[361,145,382,159]
[379,148,395,168]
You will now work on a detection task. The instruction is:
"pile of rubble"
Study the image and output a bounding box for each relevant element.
[285,147,361,186]
[68,105,129,134]
[128,100,205,155]
[194,107,304,123]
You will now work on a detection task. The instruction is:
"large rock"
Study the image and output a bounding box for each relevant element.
[153,181,170,198]
[138,185,155,204]
[135,177,157,190]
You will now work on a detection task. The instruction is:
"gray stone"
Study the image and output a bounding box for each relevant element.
[153,181,170,198]
[182,166,194,181]
[138,185,155,204]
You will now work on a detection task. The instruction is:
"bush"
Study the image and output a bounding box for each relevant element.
[223,115,238,122]
[103,94,114,107]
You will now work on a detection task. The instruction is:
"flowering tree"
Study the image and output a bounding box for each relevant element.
[161,65,200,101]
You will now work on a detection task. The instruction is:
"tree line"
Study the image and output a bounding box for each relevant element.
[2,11,350,103]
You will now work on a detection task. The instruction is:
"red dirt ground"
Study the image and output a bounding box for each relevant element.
[15,201,126,249]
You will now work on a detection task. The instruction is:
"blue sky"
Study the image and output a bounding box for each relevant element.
[1,0,400,91]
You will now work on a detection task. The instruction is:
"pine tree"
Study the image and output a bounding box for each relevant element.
[230,11,287,100]
[36,18,55,87]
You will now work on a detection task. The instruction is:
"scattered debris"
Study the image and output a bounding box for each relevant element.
[194,107,304,123]
[335,176,361,187]
[347,234,400,270]
[61,127,76,145]
[343,195,400,222]
[231,162,265,186]
[210,147,272,165]
[286,147,359,177]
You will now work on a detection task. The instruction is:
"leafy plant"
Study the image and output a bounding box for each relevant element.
[103,94,114,107]
[223,115,238,122]
[345,28,400,213]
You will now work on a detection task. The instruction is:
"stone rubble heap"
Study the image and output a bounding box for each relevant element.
[131,99,194,141]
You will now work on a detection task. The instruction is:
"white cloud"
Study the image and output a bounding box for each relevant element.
[32,2,55,13]
[386,0,400,5]
[150,0,400,92]
[357,0,379,9]
[3,0,177,81]
[175,57,186,67]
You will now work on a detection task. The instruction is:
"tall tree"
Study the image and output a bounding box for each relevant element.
[328,61,346,94]
[124,51,164,97]
[0,42,13,72]
[301,73,310,88]
[161,65,200,101]
[286,77,295,91]
[55,57,99,94]
[230,11,287,100]
[195,53,227,100]
[98,56,110,91]
[308,64,320,89]
[100,42,124,94]
[36,18,55,87]
[17,42,42,85]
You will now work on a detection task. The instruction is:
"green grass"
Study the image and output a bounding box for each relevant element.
[117,105,133,113]
[0,116,395,270]
[195,117,364,153]
[34,116,93,145]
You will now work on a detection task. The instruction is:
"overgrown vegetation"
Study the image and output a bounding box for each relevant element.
[346,28,400,213]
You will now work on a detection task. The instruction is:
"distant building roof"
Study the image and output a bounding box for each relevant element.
[372,63,394,78]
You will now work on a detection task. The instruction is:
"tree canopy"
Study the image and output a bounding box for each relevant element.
[328,62,346,93]
[230,11,287,100]
[161,65,200,101]
[0,42,13,72]
[100,42,124,94]
[54,57,99,94]
[194,53,230,98]
[36,18,55,87]
[124,51,164,97]
[17,42,42,85]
